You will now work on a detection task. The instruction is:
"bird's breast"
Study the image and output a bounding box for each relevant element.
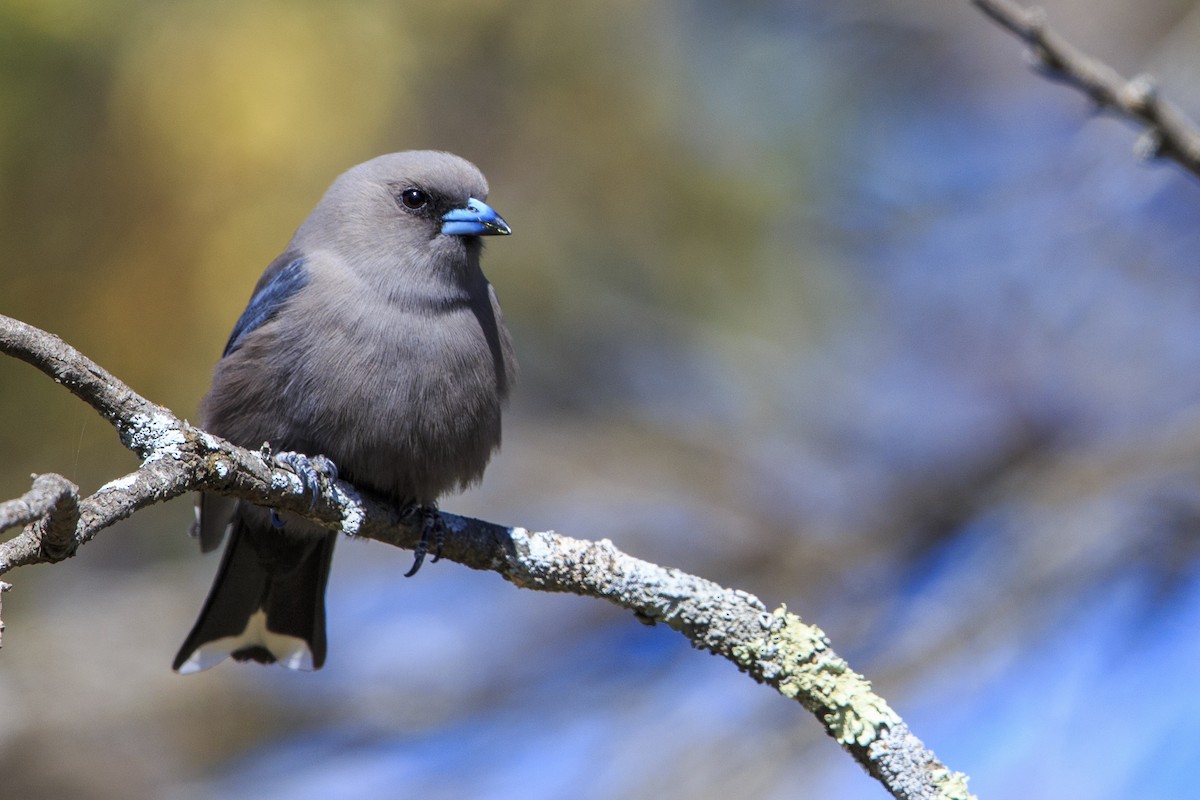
[286,294,511,504]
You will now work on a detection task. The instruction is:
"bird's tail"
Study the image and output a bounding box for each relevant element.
[173,517,336,673]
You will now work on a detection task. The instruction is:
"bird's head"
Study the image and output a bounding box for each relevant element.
[295,150,511,293]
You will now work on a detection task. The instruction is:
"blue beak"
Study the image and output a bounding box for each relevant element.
[441,197,512,237]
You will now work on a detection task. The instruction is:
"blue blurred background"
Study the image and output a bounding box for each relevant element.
[3,1,1200,797]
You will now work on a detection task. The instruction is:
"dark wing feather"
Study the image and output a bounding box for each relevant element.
[223,255,309,356]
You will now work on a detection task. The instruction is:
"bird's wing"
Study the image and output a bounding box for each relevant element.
[223,254,309,356]
[195,252,309,552]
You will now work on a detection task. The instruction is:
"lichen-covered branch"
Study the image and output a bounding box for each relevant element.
[972,0,1200,179]
[0,313,974,800]
[496,530,971,797]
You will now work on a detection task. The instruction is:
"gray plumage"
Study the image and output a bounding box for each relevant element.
[174,151,516,673]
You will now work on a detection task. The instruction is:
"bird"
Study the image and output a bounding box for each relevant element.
[173,151,517,673]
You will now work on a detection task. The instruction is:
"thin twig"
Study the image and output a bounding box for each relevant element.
[0,313,974,800]
[0,581,9,648]
[972,0,1200,178]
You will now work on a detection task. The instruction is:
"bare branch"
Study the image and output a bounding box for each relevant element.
[972,0,1200,179]
[0,312,975,800]
[0,473,80,558]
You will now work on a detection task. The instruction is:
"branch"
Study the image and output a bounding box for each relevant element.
[0,314,974,800]
[972,0,1200,179]
[0,473,80,559]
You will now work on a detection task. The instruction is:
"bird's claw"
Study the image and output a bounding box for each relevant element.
[273,451,339,511]
[403,505,446,578]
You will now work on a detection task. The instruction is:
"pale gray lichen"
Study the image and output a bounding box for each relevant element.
[269,469,295,492]
[506,527,541,560]
[96,473,139,494]
[338,495,365,535]
[198,432,223,450]
[870,725,977,800]
[123,412,187,462]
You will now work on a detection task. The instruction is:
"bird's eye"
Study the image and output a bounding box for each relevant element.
[399,188,428,210]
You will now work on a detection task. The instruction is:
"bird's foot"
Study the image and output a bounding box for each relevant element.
[402,504,446,578]
[273,450,339,510]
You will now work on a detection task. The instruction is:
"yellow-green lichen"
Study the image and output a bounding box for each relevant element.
[755,606,900,746]
[934,769,974,800]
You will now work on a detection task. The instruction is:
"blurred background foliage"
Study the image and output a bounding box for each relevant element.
[4,0,1200,797]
